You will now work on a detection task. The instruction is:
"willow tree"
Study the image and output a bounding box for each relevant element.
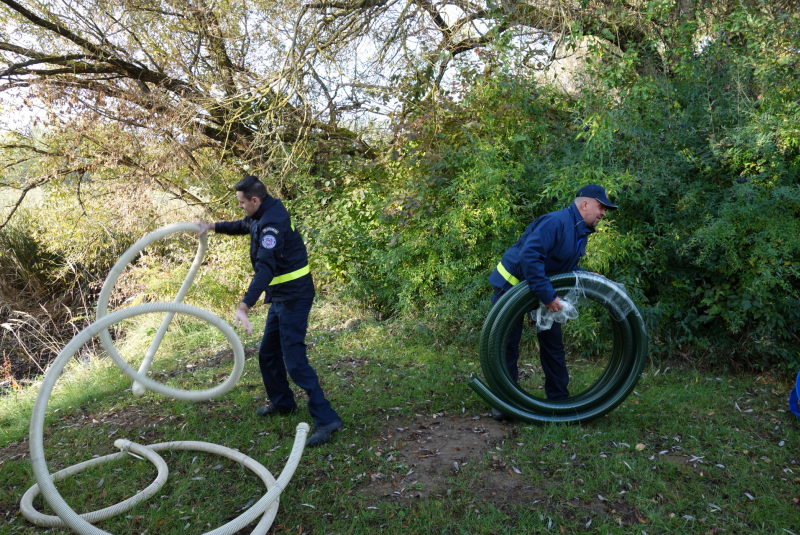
[0,0,718,226]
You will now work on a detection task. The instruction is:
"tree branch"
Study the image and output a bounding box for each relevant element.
[0,0,201,98]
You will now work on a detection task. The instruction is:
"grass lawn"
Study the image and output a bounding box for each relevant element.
[1,301,799,534]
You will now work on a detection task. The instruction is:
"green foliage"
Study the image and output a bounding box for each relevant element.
[292,1,800,369]
[294,79,560,329]
[4,0,798,371]
[0,219,67,297]
[0,204,106,317]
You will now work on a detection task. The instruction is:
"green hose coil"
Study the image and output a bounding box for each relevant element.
[468,272,648,423]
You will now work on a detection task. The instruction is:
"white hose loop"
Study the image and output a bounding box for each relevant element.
[82,303,245,401]
[25,224,311,535]
[95,223,208,397]
[200,423,310,535]
[146,426,309,535]
[20,441,170,527]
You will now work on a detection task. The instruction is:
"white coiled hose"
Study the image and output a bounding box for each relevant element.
[96,223,210,397]
[23,224,309,535]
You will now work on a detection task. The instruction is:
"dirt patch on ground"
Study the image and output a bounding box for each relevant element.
[355,414,649,524]
[0,438,29,465]
[358,413,543,510]
[196,344,259,367]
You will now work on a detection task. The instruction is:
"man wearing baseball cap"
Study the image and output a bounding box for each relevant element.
[487,184,617,420]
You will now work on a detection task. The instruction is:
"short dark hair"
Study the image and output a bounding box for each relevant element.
[235,175,268,201]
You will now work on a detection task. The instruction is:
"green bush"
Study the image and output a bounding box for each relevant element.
[290,1,800,369]
[0,221,67,297]
[5,1,797,371]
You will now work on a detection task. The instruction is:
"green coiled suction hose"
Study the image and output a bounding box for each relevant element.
[468,272,648,423]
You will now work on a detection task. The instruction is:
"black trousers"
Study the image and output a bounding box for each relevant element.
[258,298,339,427]
[491,287,569,400]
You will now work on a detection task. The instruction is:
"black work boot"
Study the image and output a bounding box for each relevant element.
[305,418,344,447]
[255,404,297,417]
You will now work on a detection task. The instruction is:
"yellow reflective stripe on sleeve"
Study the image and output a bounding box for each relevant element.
[496,262,520,286]
[269,264,310,285]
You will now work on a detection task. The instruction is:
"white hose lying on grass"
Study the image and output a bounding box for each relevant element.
[23,223,309,535]
[21,439,170,527]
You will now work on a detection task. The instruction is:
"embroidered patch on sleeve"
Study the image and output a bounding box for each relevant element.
[262,226,279,234]
[261,234,276,249]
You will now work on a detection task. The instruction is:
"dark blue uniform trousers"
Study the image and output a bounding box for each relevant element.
[491,287,570,400]
[258,299,339,427]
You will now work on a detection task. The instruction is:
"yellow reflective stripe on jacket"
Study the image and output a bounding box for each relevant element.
[269,264,310,286]
[496,262,519,286]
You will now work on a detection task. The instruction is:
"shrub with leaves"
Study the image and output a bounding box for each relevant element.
[294,1,800,368]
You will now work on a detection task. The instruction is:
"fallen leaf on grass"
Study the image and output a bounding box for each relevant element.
[635,443,646,451]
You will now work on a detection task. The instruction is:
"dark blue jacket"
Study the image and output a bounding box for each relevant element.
[488,203,593,304]
[215,196,315,306]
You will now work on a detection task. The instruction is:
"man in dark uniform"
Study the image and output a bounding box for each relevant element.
[488,184,617,420]
[196,176,342,446]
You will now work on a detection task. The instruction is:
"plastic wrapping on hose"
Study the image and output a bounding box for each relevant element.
[469,272,648,424]
[530,275,584,332]
[598,279,634,321]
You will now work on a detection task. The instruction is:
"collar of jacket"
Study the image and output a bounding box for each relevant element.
[250,196,276,221]
[568,202,594,236]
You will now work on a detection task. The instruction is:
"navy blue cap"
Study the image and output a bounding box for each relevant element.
[576,184,617,210]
